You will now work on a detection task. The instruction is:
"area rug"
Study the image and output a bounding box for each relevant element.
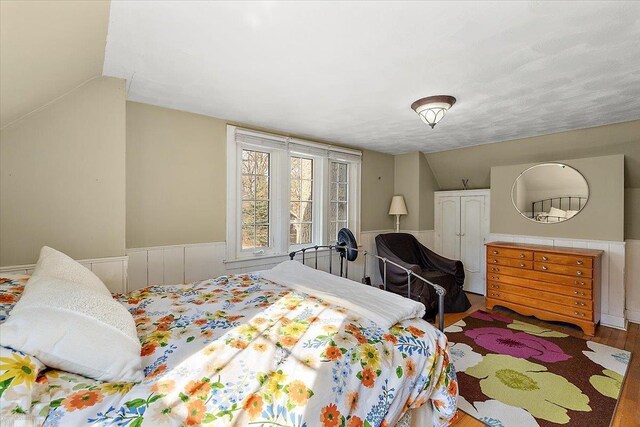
[445,310,631,427]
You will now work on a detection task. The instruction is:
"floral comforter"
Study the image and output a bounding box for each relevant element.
[0,272,457,427]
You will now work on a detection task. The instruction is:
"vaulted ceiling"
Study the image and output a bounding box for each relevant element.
[3,1,639,154]
[0,0,110,128]
[103,1,640,153]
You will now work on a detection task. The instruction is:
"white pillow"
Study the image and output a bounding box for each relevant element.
[30,246,111,297]
[548,206,567,219]
[565,209,579,219]
[0,249,143,383]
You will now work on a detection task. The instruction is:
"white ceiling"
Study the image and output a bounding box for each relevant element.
[103,1,640,154]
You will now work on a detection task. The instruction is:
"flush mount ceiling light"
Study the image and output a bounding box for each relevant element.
[411,95,457,129]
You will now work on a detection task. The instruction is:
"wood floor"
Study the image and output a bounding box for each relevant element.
[441,293,640,427]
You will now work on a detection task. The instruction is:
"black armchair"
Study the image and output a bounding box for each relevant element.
[375,233,471,321]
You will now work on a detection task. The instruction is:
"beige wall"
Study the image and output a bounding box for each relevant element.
[0,77,126,266]
[126,102,227,248]
[419,153,439,230]
[361,150,395,231]
[491,155,625,242]
[126,102,394,247]
[394,153,420,230]
[393,152,439,231]
[425,120,640,239]
[0,0,110,127]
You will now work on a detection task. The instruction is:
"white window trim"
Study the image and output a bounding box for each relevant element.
[226,125,361,264]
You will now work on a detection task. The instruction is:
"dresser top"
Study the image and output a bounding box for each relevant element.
[486,241,603,257]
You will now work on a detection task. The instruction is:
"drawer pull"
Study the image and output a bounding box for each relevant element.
[574,281,585,286]
[491,267,499,272]
[576,270,583,276]
[490,284,500,289]
[542,266,548,270]
[520,253,525,258]
[574,311,586,317]
[493,250,498,255]
[493,259,498,263]
[542,256,548,261]
[519,263,526,267]
[573,291,586,296]
[577,260,584,265]
[574,301,586,307]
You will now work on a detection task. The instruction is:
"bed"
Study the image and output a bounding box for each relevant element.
[0,261,458,427]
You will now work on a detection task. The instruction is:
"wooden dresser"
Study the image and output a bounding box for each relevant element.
[485,242,602,336]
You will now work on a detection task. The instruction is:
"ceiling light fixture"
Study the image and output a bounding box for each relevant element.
[411,95,456,129]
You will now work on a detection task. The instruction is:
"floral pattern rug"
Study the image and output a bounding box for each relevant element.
[445,310,631,427]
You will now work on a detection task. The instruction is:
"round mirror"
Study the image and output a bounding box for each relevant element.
[511,163,589,223]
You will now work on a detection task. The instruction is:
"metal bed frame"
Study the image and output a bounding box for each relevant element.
[288,244,447,332]
[531,195,587,220]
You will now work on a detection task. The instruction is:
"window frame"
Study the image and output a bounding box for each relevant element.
[226,125,361,262]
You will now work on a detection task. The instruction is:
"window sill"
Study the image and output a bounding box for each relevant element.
[224,247,338,270]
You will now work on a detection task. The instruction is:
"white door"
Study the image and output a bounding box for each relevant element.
[460,196,486,294]
[438,196,461,260]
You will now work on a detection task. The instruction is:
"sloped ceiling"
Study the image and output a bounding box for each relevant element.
[0,0,110,128]
[103,1,640,154]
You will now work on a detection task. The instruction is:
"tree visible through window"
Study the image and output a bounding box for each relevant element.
[329,161,348,241]
[241,150,270,249]
[290,156,313,245]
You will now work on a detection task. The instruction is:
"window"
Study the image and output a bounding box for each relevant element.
[329,161,348,242]
[289,156,314,245]
[227,126,361,262]
[241,150,270,249]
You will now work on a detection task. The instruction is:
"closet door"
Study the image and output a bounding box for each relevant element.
[460,195,486,294]
[437,196,461,260]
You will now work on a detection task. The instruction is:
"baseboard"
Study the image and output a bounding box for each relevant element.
[625,309,640,325]
[0,256,128,294]
[600,314,628,330]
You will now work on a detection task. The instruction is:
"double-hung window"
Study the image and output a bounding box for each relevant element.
[227,125,361,262]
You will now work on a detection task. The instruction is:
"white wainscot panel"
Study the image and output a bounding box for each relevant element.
[625,240,640,324]
[489,233,627,330]
[0,256,128,294]
[127,243,226,291]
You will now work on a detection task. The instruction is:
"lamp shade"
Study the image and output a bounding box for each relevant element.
[388,195,408,215]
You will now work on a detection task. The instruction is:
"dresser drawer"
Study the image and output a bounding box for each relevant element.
[485,273,592,298]
[487,282,593,309]
[486,290,593,321]
[487,256,532,269]
[487,265,593,288]
[533,262,593,278]
[487,246,533,260]
[534,252,593,268]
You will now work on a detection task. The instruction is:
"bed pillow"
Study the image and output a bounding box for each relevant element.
[0,346,47,420]
[30,246,111,297]
[0,275,143,383]
[548,206,567,220]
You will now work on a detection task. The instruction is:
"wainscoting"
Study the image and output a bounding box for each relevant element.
[126,243,226,291]
[125,230,435,291]
[625,239,640,324]
[489,233,628,330]
[0,256,128,294]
